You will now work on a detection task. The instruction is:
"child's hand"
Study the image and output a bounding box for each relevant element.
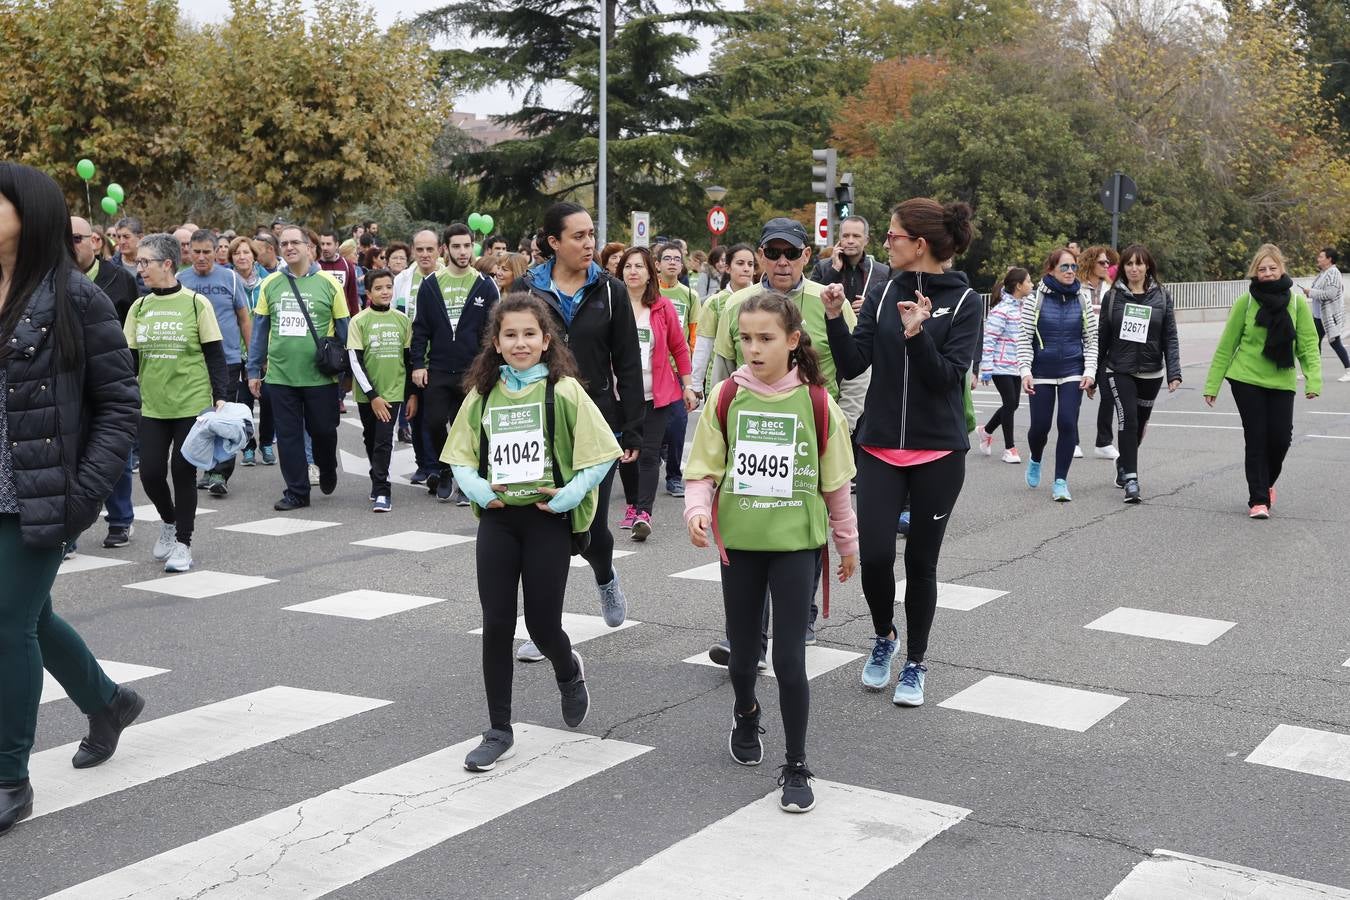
[371,396,392,422]
[486,499,505,509]
[688,514,709,548]
[837,554,857,582]
[534,485,558,512]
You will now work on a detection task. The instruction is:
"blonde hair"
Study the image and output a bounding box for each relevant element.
[227,235,259,263]
[1247,243,1286,278]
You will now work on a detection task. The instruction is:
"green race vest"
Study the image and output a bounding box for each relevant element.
[124,288,221,420]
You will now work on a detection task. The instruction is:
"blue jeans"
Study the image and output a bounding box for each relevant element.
[662,402,688,481]
[103,449,135,528]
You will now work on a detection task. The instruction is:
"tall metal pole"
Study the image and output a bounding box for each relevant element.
[597,0,608,244]
[1110,171,1121,251]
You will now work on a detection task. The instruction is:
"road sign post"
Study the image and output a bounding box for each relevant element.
[814,202,829,248]
[631,211,650,248]
[1099,172,1138,251]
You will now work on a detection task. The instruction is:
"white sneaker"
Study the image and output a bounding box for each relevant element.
[1338,371,1350,383]
[164,542,192,573]
[1093,444,1120,460]
[1073,445,1084,458]
[1002,448,1022,464]
[308,464,320,485]
[978,431,994,456]
[152,522,177,561]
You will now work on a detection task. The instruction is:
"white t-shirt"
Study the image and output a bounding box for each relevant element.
[634,305,653,402]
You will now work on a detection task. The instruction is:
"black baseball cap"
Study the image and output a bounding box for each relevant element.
[759,217,808,249]
[271,216,288,226]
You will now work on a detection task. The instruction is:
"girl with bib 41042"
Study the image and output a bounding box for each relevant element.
[443,293,621,773]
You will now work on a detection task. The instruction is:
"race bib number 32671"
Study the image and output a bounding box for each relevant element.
[731,410,797,499]
[1119,303,1152,343]
[487,403,546,484]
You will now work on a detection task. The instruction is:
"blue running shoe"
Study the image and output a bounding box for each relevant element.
[861,635,898,691]
[1052,478,1072,502]
[892,661,927,706]
[1026,459,1041,488]
[896,510,910,536]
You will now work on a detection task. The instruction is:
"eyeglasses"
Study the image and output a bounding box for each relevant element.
[1058,263,1079,272]
[659,256,683,263]
[134,258,166,268]
[278,240,304,248]
[761,246,804,261]
[885,231,919,244]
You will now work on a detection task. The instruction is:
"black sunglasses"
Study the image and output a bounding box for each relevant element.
[762,246,804,261]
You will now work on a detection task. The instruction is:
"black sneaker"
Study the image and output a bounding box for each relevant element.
[409,467,429,485]
[1123,479,1141,504]
[0,780,33,835]
[450,486,472,507]
[196,473,210,490]
[425,471,440,496]
[708,640,730,666]
[436,474,454,503]
[207,475,228,497]
[778,762,816,813]
[274,493,310,511]
[1115,462,1127,489]
[319,468,338,495]
[102,525,133,549]
[729,704,764,766]
[559,651,589,727]
[463,727,516,772]
[72,687,146,769]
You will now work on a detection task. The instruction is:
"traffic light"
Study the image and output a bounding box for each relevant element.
[835,172,855,220]
[811,148,837,201]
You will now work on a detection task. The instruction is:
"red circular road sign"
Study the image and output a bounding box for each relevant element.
[707,206,728,236]
[817,216,828,240]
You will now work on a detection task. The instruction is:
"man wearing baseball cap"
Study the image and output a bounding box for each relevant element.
[704,216,870,658]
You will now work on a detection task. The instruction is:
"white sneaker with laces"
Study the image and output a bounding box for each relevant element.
[308,464,320,485]
[152,522,177,561]
[1073,445,1084,458]
[1001,448,1022,464]
[978,431,993,456]
[1338,371,1350,383]
[164,542,192,573]
[1093,444,1120,460]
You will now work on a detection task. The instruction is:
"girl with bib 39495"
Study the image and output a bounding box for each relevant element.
[443,293,621,773]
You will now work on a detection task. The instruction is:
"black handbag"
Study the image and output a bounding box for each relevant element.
[478,380,592,556]
[284,271,347,377]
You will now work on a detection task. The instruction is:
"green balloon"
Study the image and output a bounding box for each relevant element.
[473,242,482,257]
[100,196,119,216]
[480,214,494,234]
[76,159,95,181]
[467,212,483,232]
[106,183,125,204]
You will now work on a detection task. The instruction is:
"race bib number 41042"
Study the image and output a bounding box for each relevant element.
[487,402,546,484]
[731,410,797,499]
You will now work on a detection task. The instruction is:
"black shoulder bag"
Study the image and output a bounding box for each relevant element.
[478,381,592,556]
[284,270,347,377]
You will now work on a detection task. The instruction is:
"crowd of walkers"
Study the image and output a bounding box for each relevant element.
[0,158,1343,829]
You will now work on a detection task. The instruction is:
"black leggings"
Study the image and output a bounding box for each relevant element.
[1228,379,1295,508]
[982,375,1020,449]
[1095,376,1115,448]
[1027,380,1083,480]
[1107,373,1162,479]
[619,401,673,514]
[857,451,965,662]
[138,416,198,545]
[476,505,576,729]
[1314,318,1350,369]
[721,548,816,764]
[579,463,618,585]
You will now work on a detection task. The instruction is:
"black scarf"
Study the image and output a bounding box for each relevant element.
[1249,274,1296,369]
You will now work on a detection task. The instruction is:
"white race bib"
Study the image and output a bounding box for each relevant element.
[278,309,307,337]
[486,403,546,484]
[731,411,797,499]
[636,326,652,361]
[1119,303,1151,344]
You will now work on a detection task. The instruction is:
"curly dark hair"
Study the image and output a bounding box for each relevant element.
[462,292,581,398]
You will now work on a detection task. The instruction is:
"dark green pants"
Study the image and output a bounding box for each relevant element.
[0,515,116,781]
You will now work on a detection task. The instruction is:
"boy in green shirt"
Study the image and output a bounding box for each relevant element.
[348,269,415,512]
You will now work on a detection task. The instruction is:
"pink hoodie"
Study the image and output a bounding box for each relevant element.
[646,295,692,407]
[684,366,859,558]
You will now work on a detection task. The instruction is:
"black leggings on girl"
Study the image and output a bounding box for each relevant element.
[477,505,577,730]
[856,451,965,663]
[1107,373,1163,478]
[721,548,816,764]
[138,416,198,545]
[579,465,618,585]
[982,375,1021,449]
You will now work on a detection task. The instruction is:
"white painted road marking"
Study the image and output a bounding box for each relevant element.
[897,581,1009,612]
[671,561,722,581]
[28,686,390,822]
[1247,724,1350,784]
[45,724,650,900]
[56,554,132,576]
[284,589,448,620]
[351,530,475,552]
[939,675,1128,732]
[217,517,342,536]
[576,781,969,899]
[40,661,169,705]
[572,549,635,568]
[471,611,641,644]
[1105,849,1350,899]
[683,643,862,680]
[1084,607,1236,646]
[124,570,277,599]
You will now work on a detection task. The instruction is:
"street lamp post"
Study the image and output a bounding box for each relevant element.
[598,0,608,244]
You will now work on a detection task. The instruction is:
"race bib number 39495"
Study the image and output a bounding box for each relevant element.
[731,410,797,499]
[487,403,546,484]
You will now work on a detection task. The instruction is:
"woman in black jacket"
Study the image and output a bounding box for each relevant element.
[824,198,979,709]
[1095,245,1181,503]
[0,163,144,836]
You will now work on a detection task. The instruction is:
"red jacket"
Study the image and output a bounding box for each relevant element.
[318,257,360,316]
[647,295,692,407]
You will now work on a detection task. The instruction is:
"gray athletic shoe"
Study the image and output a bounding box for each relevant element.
[516,640,545,662]
[598,569,626,627]
[163,542,192,573]
[152,522,177,561]
[559,651,589,727]
[463,728,516,772]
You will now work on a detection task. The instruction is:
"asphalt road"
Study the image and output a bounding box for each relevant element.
[7,324,1350,899]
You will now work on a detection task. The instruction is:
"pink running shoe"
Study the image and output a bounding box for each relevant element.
[619,505,638,529]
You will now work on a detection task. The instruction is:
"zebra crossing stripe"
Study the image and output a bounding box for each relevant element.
[40,661,169,705]
[44,723,651,900]
[1105,849,1350,898]
[576,781,969,899]
[28,686,390,823]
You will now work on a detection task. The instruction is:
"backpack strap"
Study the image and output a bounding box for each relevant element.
[476,380,564,490]
[715,378,740,438]
[809,383,828,456]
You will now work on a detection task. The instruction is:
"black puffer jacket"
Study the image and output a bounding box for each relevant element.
[1096,280,1182,384]
[4,270,139,548]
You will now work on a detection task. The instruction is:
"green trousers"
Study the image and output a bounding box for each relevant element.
[0,515,116,782]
